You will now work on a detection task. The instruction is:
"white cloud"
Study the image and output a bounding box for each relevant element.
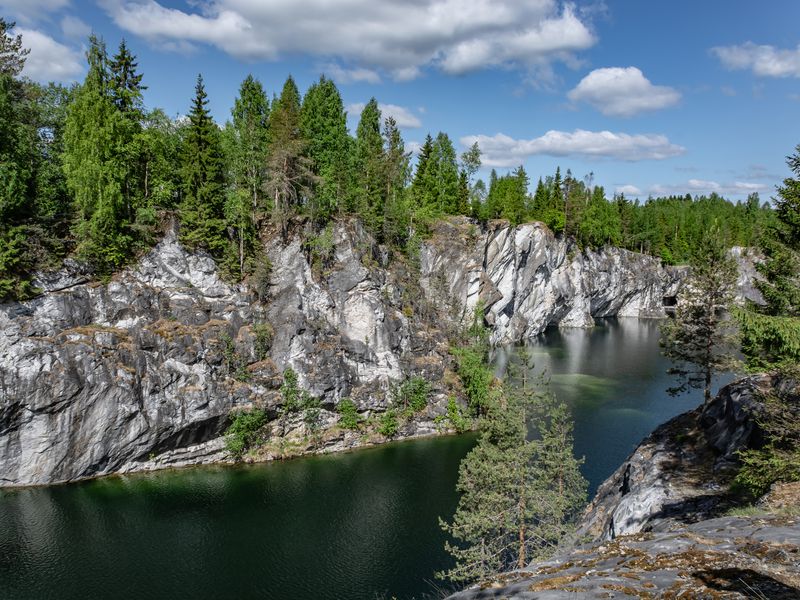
[615,184,642,196]
[60,15,91,39]
[347,102,422,128]
[407,141,422,156]
[712,42,800,78]
[567,67,680,117]
[0,0,70,22]
[99,0,596,81]
[16,27,83,82]
[460,130,685,167]
[650,179,769,197]
[323,63,381,85]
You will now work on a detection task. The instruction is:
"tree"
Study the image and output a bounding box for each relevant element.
[0,18,29,77]
[179,74,226,255]
[300,75,350,223]
[352,98,385,236]
[264,75,315,237]
[438,377,586,584]
[229,74,269,223]
[63,35,132,272]
[660,232,738,403]
[738,144,800,370]
[108,39,145,117]
[430,132,459,214]
[381,116,411,247]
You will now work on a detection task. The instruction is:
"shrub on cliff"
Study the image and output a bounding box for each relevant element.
[225,408,268,460]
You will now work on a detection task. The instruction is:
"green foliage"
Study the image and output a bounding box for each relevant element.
[734,388,800,497]
[251,255,273,301]
[0,18,29,77]
[738,144,800,371]
[281,367,301,411]
[265,76,315,237]
[738,311,800,371]
[252,322,273,361]
[660,232,739,403]
[305,224,335,273]
[302,393,322,435]
[179,74,227,256]
[337,398,360,430]
[438,381,586,584]
[395,376,431,414]
[225,408,268,459]
[378,409,399,437]
[452,303,494,415]
[300,75,350,222]
[446,396,469,433]
[352,98,386,236]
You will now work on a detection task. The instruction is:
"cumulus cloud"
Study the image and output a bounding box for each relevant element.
[0,0,70,22]
[712,42,800,78]
[323,63,381,85]
[16,27,83,82]
[99,0,596,81]
[567,67,681,117]
[60,15,91,38]
[650,179,769,197]
[347,102,422,128]
[615,184,642,196]
[460,130,685,167]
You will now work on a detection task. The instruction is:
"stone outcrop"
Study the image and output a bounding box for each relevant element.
[421,219,682,344]
[448,513,800,599]
[448,375,800,599]
[0,217,751,487]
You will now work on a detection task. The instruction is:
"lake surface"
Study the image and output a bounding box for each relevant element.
[0,318,723,600]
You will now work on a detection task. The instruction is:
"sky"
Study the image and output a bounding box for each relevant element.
[3,0,799,201]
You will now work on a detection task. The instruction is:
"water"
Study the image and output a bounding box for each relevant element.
[0,319,724,600]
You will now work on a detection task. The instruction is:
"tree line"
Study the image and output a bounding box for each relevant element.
[0,26,775,300]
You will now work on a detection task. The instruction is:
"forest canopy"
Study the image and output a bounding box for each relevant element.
[0,27,775,300]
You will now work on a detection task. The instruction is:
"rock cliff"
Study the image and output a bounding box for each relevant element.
[0,218,705,486]
[447,375,800,599]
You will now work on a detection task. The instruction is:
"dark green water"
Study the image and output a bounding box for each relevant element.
[0,319,722,600]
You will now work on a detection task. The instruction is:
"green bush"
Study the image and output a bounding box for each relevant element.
[251,255,272,301]
[225,408,268,459]
[446,396,469,433]
[396,376,431,413]
[252,322,273,361]
[302,393,322,434]
[281,368,300,411]
[452,344,494,415]
[337,398,360,430]
[378,409,399,438]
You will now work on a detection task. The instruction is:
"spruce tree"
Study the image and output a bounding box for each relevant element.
[382,116,411,247]
[229,75,269,217]
[352,98,386,237]
[179,74,226,255]
[738,144,800,370]
[411,133,435,212]
[300,75,350,222]
[108,39,145,117]
[431,132,459,214]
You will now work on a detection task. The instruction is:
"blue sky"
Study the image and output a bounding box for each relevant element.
[3,0,800,201]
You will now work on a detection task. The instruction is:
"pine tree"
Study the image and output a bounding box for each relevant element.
[352,98,385,236]
[300,75,350,222]
[660,231,738,403]
[0,18,29,77]
[179,74,226,255]
[438,378,586,584]
[265,76,315,237]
